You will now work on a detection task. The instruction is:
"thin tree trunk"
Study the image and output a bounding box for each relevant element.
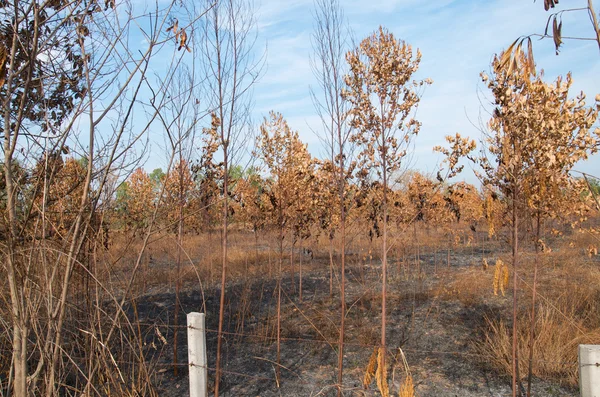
[215,152,229,397]
[329,237,334,297]
[290,238,295,294]
[255,229,259,266]
[526,214,541,397]
[4,177,26,395]
[173,159,184,376]
[337,184,346,396]
[434,244,438,274]
[299,242,303,302]
[512,188,519,397]
[381,162,388,354]
[447,232,451,268]
[4,11,31,394]
[482,232,486,262]
[276,223,283,384]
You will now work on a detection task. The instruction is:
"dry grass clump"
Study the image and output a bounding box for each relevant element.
[435,267,495,306]
[396,347,415,397]
[477,301,600,385]
[363,348,378,387]
[399,374,415,397]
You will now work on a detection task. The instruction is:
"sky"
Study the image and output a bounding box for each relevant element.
[244,0,600,184]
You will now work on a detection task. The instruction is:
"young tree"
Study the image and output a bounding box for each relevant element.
[123,168,156,233]
[191,116,222,233]
[198,0,263,391]
[150,168,166,190]
[310,1,354,390]
[342,27,430,388]
[151,60,205,374]
[478,53,599,397]
[257,111,314,383]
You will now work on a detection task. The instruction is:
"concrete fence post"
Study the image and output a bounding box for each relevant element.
[579,344,600,397]
[188,312,208,397]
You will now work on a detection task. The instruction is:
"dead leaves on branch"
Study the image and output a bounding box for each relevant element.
[498,37,536,78]
[541,0,559,11]
[178,29,190,52]
[166,19,179,35]
[256,111,315,231]
[549,14,563,54]
[500,0,569,75]
[104,0,115,10]
[166,18,191,52]
[343,26,431,179]
[480,50,600,230]
[433,133,476,181]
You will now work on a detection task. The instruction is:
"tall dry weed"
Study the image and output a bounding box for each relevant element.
[493,259,509,296]
[397,348,415,397]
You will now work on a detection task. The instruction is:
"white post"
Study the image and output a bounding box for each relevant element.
[579,344,600,397]
[188,312,208,397]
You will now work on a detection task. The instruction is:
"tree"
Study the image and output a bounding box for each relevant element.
[342,27,430,392]
[229,167,268,233]
[149,168,165,190]
[191,115,222,233]
[477,52,599,397]
[121,168,156,233]
[152,61,204,374]
[162,161,195,229]
[257,111,314,383]
[310,1,354,389]
[198,0,263,390]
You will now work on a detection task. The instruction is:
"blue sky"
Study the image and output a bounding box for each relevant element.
[248,0,600,184]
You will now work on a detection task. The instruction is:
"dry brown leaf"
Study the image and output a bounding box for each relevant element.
[0,44,6,89]
[178,29,188,51]
[527,37,536,76]
[553,17,562,54]
[363,347,378,388]
[376,347,390,397]
[166,19,179,34]
[499,39,519,70]
[543,0,559,11]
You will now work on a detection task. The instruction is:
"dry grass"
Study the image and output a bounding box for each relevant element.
[477,302,600,385]
[102,219,599,391]
[475,244,600,385]
[399,375,415,397]
[396,348,415,397]
[105,230,282,294]
[435,266,495,306]
[430,229,600,386]
[363,347,378,388]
